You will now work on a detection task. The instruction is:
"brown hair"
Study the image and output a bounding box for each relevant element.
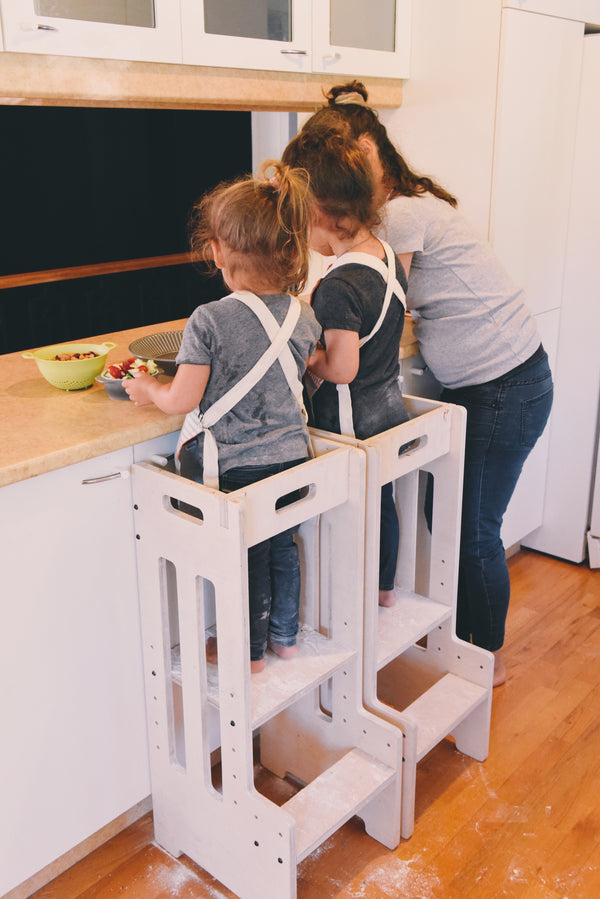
[301,80,457,208]
[282,126,379,238]
[189,161,311,294]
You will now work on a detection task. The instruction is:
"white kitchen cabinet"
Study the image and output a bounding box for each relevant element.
[0,433,177,898]
[0,0,182,62]
[489,8,583,317]
[0,0,411,75]
[383,0,595,550]
[180,0,410,76]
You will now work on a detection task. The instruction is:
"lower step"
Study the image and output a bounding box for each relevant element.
[403,673,489,760]
[282,748,396,862]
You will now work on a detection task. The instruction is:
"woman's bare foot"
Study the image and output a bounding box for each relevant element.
[269,642,298,660]
[205,636,218,665]
[493,649,506,687]
[379,589,396,607]
[250,657,266,673]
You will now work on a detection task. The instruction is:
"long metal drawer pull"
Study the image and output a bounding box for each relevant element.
[280,49,308,55]
[81,469,130,485]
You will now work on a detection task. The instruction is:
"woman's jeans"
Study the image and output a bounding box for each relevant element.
[179,441,305,661]
[441,344,553,652]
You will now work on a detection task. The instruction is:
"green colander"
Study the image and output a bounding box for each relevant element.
[22,342,118,390]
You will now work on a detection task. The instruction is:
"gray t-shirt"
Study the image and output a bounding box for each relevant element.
[176,292,321,472]
[377,194,540,389]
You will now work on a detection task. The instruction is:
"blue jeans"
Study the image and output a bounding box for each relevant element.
[179,441,305,661]
[441,344,553,652]
[380,483,399,591]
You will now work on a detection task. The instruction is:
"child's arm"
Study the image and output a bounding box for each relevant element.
[306,328,359,385]
[124,363,211,414]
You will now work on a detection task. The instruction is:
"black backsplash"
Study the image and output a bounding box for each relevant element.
[0,263,226,355]
[0,105,252,353]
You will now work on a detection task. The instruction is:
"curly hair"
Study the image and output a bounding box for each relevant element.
[300,80,457,208]
[188,162,311,294]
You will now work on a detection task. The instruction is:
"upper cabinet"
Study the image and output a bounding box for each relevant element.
[0,0,411,77]
[0,0,182,63]
[502,1,600,24]
[181,0,410,77]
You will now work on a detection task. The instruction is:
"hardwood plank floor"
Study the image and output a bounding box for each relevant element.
[29,550,600,899]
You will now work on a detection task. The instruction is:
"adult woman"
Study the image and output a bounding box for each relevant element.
[297,81,554,686]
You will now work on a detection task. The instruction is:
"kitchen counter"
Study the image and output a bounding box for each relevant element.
[1,314,420,490]
[0,320,187,488]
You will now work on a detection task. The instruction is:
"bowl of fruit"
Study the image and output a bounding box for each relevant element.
[96,357,160,400]
[22,342,117,390]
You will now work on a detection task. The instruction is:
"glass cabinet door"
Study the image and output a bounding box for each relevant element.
[181,0,311,72]
[312,0,410,78]
[0,0,182,62]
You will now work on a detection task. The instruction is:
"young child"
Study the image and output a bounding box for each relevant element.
[125,164,321,672]
[283,128,410,608]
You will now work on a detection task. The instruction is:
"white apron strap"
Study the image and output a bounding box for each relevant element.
[176,292,303,488]
[331,241,406,437]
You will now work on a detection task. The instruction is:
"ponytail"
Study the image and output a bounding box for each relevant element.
[189,163,311,294]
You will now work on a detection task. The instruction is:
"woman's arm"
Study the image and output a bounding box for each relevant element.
[398,252,413,280]
[306,328,359,384]
[124,362,211,414]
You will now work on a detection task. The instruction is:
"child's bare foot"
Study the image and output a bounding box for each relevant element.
[205,636,218,665]
[493,649,506,687]
[379,589,396,607]
[250,657,266,673]
[269,641,298,660]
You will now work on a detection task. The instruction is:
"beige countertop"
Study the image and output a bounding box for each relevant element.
[0,320,187,488]
[1,314,419,489]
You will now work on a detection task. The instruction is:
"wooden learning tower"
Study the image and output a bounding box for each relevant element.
[132,435,404,899]
[310,396,494,839]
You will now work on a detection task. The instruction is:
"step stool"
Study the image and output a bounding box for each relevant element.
[310,396,494,839]
[132,435,403,899]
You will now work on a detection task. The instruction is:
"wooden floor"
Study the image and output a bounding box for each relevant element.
[30,549,600,899]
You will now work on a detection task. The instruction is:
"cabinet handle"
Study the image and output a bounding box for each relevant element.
[322,52,342,63]
[19,22,59,31]
[280,49,308,55]
[81,468,130,485]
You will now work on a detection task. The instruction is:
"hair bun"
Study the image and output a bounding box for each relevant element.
[327,81,368,107]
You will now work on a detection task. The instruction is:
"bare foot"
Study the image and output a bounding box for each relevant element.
[205,636,218,665]
[493,649,506,687]
[250,657,266,673]
[379,589,396,607]
[269,642,298,660]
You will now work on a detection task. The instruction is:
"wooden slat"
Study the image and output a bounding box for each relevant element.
[401,673,489,760]
[0,252,191,290]
[282,749,396,862]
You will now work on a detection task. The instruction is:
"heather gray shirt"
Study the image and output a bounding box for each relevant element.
[177,293,321,472]
[377,194,540,389]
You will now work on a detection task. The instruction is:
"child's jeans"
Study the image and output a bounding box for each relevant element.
[379,482,399,591]
[179,440,306,662]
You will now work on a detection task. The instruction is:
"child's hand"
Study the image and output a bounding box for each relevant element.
[124,372,156,406]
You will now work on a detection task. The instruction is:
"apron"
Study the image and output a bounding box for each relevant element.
[325,239,406,437]
[175,291,309,489]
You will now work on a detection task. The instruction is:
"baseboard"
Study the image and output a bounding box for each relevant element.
[4,796,153,899]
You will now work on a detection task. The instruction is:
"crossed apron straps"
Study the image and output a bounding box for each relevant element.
[176,291,307,489]
[325,239,406,437]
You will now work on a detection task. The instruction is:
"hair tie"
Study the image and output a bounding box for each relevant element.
[333,91,366,106]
